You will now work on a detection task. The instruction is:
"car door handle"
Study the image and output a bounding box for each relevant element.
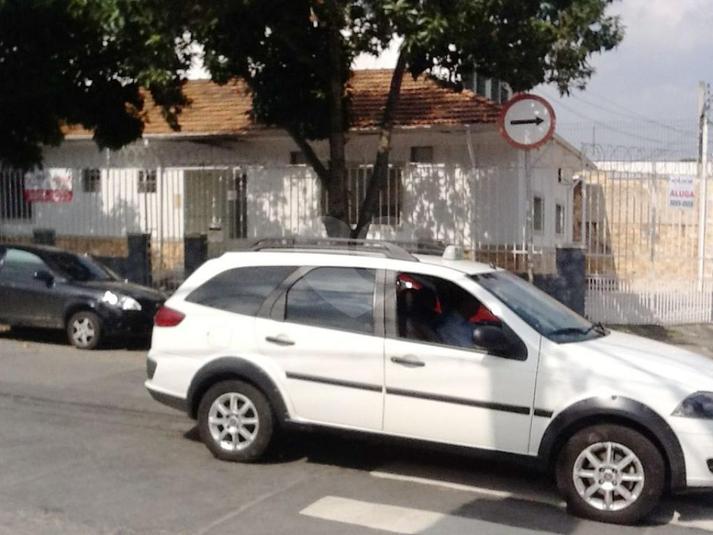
[390,355,425,368]
[265,335,295,346]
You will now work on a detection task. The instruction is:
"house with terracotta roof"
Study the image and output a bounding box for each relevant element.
[0,69,585,283]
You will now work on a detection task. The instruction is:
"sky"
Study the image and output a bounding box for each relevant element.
[353,0,713,160]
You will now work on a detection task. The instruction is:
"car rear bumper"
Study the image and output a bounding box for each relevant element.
[145,381,188,413]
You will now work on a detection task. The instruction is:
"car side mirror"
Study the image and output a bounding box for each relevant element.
[34,270,55,287]
[472,324,528,360]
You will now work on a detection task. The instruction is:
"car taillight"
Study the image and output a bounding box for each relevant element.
[154,306,185,327]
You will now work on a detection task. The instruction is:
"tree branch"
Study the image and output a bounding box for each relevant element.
[352,50,407,238]
[287,128,329,185]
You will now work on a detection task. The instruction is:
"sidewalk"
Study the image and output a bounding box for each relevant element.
[613,324,713,358]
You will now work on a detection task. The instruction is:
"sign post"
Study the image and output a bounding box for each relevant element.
[498,94,556,281]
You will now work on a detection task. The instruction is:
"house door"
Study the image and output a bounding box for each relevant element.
[184,169,247,253]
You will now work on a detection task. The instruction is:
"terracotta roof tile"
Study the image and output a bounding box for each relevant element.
[66,69,499,139]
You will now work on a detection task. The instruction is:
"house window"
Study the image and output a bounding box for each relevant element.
[0,173,32,221]
[138,169,157,193]
[378,167,402,225]
[289,151,306,165]
[338,165,402,226]
[81,168,101,193]
[533,196,544,233]
[410,146,434,163]
[555,203,565,235]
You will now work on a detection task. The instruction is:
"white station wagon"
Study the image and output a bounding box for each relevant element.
[146,239,713,524]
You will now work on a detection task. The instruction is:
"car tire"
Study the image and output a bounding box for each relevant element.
[556,424,665,525]
[198,380,274,462]
[67,311,102,350]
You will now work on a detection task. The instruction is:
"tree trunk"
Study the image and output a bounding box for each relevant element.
[322,14,350,238]
[352,51,407,239]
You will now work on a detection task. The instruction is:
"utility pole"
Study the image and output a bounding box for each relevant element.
[697,81,710,290]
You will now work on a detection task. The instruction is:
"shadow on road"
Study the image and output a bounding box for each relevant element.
[181,423,713,532]
[0,325,150,350]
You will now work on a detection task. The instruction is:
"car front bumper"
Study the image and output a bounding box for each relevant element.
[671,418,713,488]
[97,301,162,338]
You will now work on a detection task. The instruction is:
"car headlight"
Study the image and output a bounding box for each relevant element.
[101,291,142,311]
[672,392,713,419]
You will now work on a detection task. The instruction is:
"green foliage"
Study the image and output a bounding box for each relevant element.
[196,0,622,141]
[194,0,352,142]
[0,0,622,173]
[0,0,191,168]
[365,0,623,93]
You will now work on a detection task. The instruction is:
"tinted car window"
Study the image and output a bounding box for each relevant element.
[285,267,375,334]
[186,266,296,316]
[0,249,48,282]
[45,252,116,282]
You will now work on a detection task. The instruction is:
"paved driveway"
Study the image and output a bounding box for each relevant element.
[1,327,713,534]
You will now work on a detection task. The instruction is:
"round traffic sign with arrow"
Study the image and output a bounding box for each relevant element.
[498,93,556,150]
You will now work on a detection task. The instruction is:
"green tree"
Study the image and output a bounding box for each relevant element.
[0,0,192,169]
[1,1,623,238]
[194,0,623,237]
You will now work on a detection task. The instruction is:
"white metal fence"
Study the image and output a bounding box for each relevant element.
[1,137,579,289]
[586,278,713,325]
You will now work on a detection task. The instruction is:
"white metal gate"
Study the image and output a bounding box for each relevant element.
[581,147,713,325]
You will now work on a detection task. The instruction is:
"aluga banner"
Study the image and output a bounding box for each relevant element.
[23,169,73,203]
[668,174,695,209]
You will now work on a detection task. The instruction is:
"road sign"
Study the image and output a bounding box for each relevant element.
[498,94,556,150]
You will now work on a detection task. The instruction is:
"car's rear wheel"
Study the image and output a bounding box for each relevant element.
[198,380,274,462]
[67,311,102,350]
[556,424,664,524]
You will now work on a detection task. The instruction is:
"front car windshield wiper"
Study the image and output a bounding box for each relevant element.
[548,322,608,338]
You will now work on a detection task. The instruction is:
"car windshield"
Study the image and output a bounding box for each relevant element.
[470,271,606,343]
[46,252,118,282]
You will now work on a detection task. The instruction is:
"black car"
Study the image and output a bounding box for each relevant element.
[0,244,165,349]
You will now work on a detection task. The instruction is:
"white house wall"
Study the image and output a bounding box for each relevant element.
[1,128,585,252]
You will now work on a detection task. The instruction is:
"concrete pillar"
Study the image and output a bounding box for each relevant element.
[127,233,152,286]
[555,245,586,315]
[184,233,208,278]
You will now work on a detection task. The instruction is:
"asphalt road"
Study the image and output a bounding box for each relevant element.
[2,328,713,535]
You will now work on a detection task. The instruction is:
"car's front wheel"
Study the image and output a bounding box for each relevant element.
[198,380,274,462]
[67,311,102,350]
[556,424,665,524]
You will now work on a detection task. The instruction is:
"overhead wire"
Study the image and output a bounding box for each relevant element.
[537,90,677,146]
[568,90,696,136]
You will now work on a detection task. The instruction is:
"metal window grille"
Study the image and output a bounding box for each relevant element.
[555,203,565,235]
[533,196,544,232]
[81,168,101,193]
[410,146,434,163]
[0,171,32,220]
[138,169,157,193]
[328,165,402,226]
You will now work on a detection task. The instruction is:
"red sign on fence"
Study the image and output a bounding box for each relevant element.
[23,169,73,203]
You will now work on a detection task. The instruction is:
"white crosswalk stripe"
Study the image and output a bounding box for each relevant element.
[299,496,550,534]
[300,496,443,534]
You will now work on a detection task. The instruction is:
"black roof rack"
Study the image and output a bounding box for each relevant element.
[247,237,420,262]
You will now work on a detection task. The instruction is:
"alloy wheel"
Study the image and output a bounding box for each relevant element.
[208,392,260,452]
[572,441,645,512]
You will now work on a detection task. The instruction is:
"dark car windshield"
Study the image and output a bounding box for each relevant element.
[45,252,118,282]
[471,271,606,343]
